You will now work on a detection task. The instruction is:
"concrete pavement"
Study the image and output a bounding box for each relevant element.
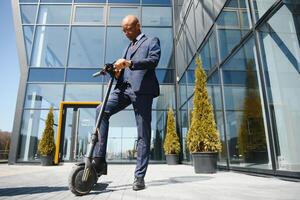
[0,163,299,200]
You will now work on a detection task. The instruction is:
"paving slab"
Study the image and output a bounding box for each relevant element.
[0,163,299,200]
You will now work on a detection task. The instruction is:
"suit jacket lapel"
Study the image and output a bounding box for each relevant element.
[130,35,147,59]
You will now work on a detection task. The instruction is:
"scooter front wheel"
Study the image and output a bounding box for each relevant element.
[68,164,98,196]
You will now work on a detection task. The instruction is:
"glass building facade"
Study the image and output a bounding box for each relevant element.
[175,0,300,178]
[9,0,300,178]
[10,0,174,163]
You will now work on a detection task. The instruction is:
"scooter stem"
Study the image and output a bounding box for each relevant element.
[82,69,115,182]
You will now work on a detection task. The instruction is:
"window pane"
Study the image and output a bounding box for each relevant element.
[67,69,106,83]
[65,84,102,102]
[176,31,187,76]
[41,0,72,2]
[108,0,140,3]
[24,83,64,109]
[186,67,194,99]
[200,43,211,70]
[38,5,71,24]
[222,38,270,168]
[194,0,204,44]
[218,10,239,27]
[203,0,214,29]
[68,27,105,67]
[18,109,59,162]
[185,56,197,99]
[142,7,172,26]
[199,31,218,70]
[214,0,227,16]
[223,70,247,85]
[62,107,98,161]
[187,95,193,126]
[75,0,106,2]
[252,0,276,21]
[217,0,250,61]
[20,5,37,24]
[179,72,187,107]
[259,4,300,172]
[207,71,226,164]
[74,7,104,23]
[142,0,171,5]
[222,33,257,84]
[31,26,69,67]
[23,26,34,64]
[20,0,38,2]
[143,27,173,68]
[185,7,196,63]
[151,110,165,160]
[224,87,245,110]
[226,0,238,8]
[109,7,139,25]
[207,72,222,110]
[241,10,250,28]
[180,103,189,160]
[152,85,175,110]
[155,69,174,83]
[218,29,242,61]
[105,27,130,63]
[28,68,65,82]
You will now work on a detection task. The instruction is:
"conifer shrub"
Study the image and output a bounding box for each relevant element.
[163,107,181,155]
[186,57,221,153]
[38,107,56,156]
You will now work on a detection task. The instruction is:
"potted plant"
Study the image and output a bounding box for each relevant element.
[38,107,56,166]
[163,107,181,165]
[186,57,222,173]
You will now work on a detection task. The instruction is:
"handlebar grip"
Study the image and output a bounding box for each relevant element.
[92,71,101,77]
[93,62,115,77]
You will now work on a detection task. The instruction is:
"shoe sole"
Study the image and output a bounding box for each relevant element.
[132,186,145,191]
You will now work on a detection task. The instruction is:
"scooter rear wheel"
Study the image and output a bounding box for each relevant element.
[68,164,98,196]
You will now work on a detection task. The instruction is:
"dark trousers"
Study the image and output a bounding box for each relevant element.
[93,86,153,178]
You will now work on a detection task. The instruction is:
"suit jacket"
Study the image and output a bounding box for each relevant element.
[116,34,161,97]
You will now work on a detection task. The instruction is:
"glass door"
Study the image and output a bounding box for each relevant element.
[62,107,96,162]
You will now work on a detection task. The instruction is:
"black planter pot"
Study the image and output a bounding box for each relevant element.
[166,154,179,165]
[40,155,53,166]
[192,152,218,173]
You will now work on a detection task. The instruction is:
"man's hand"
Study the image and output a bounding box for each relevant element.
[114,58,132,70]
[114,68,122,79]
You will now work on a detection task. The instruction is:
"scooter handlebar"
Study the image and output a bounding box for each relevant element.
[93,62,115,77]
[92,71,101,77]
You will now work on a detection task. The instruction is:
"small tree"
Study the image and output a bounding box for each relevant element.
[186,57,221,153]
[163,107,181,155]
[38,107,56,156]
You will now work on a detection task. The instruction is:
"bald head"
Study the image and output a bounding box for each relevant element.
[122,15,139,26]
[122,15,141,41]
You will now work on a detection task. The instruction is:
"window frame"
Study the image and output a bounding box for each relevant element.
[72,5,106,25]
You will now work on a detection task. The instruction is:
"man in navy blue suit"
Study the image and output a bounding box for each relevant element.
[92,15,161,191]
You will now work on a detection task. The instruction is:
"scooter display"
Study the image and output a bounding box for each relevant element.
[68,63,115,196]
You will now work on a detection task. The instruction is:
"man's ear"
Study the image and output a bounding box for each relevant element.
[136,22,141,31]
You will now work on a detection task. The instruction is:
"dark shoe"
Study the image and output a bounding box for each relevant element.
[92,157,107,176]
[132,177,145,191]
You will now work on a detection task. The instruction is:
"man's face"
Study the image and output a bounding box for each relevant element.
[122,22,140,41]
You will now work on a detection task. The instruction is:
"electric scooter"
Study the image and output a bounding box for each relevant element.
[68,63,115,196]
